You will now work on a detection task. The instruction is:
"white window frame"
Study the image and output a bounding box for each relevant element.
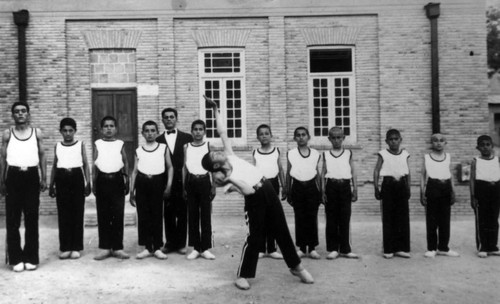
[307,46,357,145]
[199,48,247,146]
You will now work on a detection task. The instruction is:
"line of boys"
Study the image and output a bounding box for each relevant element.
[2,101,500,278]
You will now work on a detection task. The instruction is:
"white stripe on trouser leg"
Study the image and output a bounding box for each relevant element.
[237,211,251,277]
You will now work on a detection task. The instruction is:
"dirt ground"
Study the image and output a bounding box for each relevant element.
[0,214,499,304]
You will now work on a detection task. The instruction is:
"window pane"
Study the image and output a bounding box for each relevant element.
[310,49,352,73]
[203,52,242,73]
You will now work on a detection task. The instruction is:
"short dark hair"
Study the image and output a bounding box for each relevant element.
[256,124,272,136]
[161,108,178,119]
[201,153,216,172]
[142,120,158,132]
[191,119,206,131]
[294,126,310,138]
[60,117,77,130]
[11,102,30,113]
[100,116,117,128]
[386,129,401,139]
[477,135,493,145]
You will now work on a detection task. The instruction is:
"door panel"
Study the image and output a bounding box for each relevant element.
[92,90,137,174]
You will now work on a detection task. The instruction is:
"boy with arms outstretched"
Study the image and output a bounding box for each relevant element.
[130,121,172,260]
[201,96,313,290]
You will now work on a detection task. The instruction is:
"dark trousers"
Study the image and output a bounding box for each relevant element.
[187,174,213,252]
[136,172,165,252]
[164,179,187,251]
[5,166,40,265]
[474,180,500,252]
[258,176,279,254]
[380,176,410,254]
[425,178,452,252]
[325,179,352,253]
[237,180,301,278]
[95,172,125,250]
[55,168,85,252]
[291,178,320,249]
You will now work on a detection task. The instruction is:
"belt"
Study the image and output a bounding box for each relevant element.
[189,173,209,179]
[428,178,450,184]
[476,180,500,186]
[57,167,81,173]
[383,176,406,182]
[327,178,350,184]
[9,165,37,172]
[98,171,122,178]
[293,178,316,186]
[137,171,163,179]
[253,177,266,191]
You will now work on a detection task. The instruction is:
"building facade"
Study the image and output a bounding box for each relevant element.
[0,0,488,216]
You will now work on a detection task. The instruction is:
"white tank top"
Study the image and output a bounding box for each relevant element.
[185,142,209,175]
[288,147,320,181]
[6,128,39,167]
[324,149,352,179]
[94,139,124,173]
[253,147,280,179]
[136,143,167,175]
[56,141,83,169]
[475,156,500,182]
[424,153,451,180]
[227,155,263,187]
[378,149,410,178]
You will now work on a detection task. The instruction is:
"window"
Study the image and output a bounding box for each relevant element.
[308,47,356,142]
[199,49,246,144]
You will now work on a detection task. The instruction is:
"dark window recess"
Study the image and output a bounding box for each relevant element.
[310,49,352,73]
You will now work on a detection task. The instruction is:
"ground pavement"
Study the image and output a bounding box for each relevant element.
[0,214,499,304]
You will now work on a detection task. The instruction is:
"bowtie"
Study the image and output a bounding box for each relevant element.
[166,130,176,135]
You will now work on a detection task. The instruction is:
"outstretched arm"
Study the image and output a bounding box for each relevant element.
[204,95,233,155]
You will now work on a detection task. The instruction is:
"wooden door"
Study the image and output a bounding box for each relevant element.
[92,89,137,174]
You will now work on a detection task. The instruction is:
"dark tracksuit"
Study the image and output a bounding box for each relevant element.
[381,176,410,254]
[325,178,352,254]
[238,180,301,278]
[259,176,279,254]
[55,168,85,252]
[425,178,453,252]
[186,173,213,252]
[474,180,500,252]
[135,172,165,252]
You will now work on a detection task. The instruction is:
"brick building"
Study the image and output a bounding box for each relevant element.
[0,0,488,216]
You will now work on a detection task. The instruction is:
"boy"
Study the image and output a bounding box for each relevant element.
[373,129,411,259]
[286,127,322,259]
[420,133,459,258]
[49,118,91,260]
[470,135,500,258]
[183,119,216,260]
[92,116,130,260]
[321,127,358,260]
[252,124,285,259]
[130,121,172,260]
[0,102,47,272]
[201,96,313,290]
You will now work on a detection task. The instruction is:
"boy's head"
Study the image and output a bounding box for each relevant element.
[59,118,77,143]
[161,108,178,130]
[191,119,206,141]
[256,124,272,145]
[11,102,30,125]
[142,120,159,142]
[328,127,345,149]
[201,151,227,173]
[294,127,310,146]
[476,135,494,157]
[100,116,117,139]
[430,133,446,151]
[385,128,402,151]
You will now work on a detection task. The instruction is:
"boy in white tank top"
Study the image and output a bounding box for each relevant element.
[373,129,411,259]
[0,102,47,272]
[130,121,172,260]
[321,127,358,260]
[252,124,285,260]
[183,119,216,261]
[48,118,91,260]
[419,133,459,258]
[92,116,130,261]
[200,96,313,290]
[470,135,500,258]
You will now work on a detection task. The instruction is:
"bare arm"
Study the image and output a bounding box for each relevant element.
[286,154,292,205]
[182,144,188,199]
[406,157,411,199]
[49,145,58,198]
[36,128,47,192]
[373,155,383,200]
[320,153,327,204]
[121,145,130,195]
[277,149,287,200]
[81,141,92,196]
[420,157,427,206]
[164,147,173,199]
[350,151,358,202]
[92,143,98,195]
[204,95,233,155]
[129,154,138,207]
[470,158,477,209]
[0,129,10,196]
